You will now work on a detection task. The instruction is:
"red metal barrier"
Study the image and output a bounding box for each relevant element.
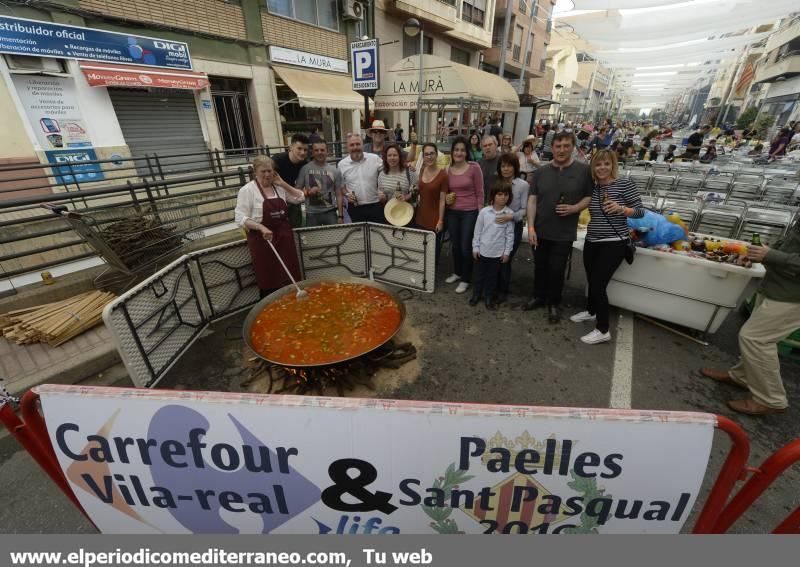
[710,438,800,534]
[0,392,93,525]
[0,391,796,534]
[692,415,751,533]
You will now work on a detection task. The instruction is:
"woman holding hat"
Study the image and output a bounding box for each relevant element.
[378,144,417,211]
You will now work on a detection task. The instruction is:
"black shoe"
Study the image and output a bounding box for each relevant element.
[485,301,497,311]
[468,297,479,306]
[548,305,562,323]
[523,298,545,311]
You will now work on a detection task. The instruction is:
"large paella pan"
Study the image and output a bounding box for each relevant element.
[243,277,406,367]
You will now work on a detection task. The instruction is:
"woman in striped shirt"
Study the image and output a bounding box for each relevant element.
[377,144,417,208]
[570,149,644,345]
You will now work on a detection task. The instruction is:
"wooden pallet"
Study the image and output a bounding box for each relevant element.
[0,290,115,347]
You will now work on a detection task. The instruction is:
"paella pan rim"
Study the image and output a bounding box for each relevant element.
[243,276,407,368]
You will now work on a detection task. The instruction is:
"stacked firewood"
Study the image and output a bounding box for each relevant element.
[99,217,182,268]
[0,290,115,347]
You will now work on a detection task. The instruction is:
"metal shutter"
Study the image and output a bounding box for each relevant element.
[109,88,209,176]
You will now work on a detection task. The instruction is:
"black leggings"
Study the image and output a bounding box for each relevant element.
[582,240,627,333]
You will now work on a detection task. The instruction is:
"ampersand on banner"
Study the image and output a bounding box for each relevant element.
[321,458,398,514]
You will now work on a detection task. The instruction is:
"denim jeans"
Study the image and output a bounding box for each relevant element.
[472,255,502,302]
[445,209,479,283]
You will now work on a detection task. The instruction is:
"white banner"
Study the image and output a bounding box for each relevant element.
[38,385,715,534]
[11,75,93,150]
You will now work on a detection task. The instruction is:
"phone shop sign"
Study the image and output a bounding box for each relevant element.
[0,15,192,70]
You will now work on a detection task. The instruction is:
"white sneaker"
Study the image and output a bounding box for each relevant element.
[445,274,461,284]
[580,329,612,344]
[570,311,597,323]
[455,282,470,294]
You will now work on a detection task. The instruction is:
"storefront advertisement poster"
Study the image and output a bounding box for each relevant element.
[45,149,105,184]
[39,385,715,535]
[11,75,93,150]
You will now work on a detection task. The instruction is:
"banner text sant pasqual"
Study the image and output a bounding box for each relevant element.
[56,424,692,534]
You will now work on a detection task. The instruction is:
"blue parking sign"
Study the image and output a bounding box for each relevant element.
[351,39,379,91]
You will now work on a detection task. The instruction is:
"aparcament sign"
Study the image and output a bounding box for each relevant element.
[40,385,714,534]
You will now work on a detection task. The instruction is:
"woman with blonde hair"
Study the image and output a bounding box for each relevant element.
[234,156,306,298]
[569,149,644,344]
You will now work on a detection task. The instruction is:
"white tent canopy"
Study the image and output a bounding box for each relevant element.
[558,1,794,44]
[551,0,794,111]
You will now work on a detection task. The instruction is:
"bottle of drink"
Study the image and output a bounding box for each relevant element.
[559,193,566,205]
[751,233,762,246]
[395,181,403,201]
[602,190,609,204]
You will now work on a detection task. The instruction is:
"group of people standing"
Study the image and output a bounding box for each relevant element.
[235,123,646,347]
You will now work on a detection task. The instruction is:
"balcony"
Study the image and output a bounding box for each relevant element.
[763,19,800,54]
[391,0,457,31]
[483,44,546,77]
[754,51,800,84]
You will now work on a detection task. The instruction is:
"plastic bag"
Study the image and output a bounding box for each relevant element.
[627,210,686,246]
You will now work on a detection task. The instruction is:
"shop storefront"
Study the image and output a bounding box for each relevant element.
[0,15,212,177]
[79,61,210,173]
[269,46,362,146]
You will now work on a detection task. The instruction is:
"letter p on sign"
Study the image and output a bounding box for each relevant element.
[355,52,372,78]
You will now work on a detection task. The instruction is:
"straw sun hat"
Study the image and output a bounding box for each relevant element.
[384,197,414,227]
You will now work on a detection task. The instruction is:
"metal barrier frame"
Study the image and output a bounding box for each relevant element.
[1,392,796,534]
[103,224,436,388]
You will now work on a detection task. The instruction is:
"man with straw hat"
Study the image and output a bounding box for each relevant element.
[364,119,390,156]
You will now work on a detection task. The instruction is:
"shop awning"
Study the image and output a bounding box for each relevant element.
[79,62,209,90]
[272,65,364,110]
[374,55,520,112]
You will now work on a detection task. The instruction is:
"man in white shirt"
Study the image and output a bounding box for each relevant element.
[337,133,385,224]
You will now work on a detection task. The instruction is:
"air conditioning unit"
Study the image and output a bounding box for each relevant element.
[342,0,365,21]
[5,54,65,73]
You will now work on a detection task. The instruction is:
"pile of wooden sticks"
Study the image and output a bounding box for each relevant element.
[0,290,115,347]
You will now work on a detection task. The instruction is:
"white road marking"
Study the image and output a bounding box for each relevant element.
[610,310,634,409]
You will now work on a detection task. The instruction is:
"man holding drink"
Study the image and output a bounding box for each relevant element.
[524,131,593,323]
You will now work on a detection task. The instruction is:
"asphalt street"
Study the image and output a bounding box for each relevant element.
[1,244,798,534]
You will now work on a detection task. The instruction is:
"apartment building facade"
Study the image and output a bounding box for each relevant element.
[372,0,500,138]
[0,0,365,187]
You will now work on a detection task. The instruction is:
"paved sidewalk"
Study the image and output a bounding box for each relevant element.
[0,324,119,395]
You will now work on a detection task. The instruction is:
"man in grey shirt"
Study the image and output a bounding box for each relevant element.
[479,135,500,205]
[296,139,343,226]
[524,131,593,323]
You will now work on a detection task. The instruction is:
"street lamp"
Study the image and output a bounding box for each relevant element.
[403,17,425,142]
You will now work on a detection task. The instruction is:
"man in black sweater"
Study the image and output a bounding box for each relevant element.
[271,133,309,228]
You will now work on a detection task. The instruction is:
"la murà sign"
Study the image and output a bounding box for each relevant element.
[392,78,446,94]
[269,46,347,73]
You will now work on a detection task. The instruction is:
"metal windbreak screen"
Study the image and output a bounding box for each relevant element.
[368,224,436,293]
[295,224,369,280]
[191,239,259,321]
[102,256,207,388]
